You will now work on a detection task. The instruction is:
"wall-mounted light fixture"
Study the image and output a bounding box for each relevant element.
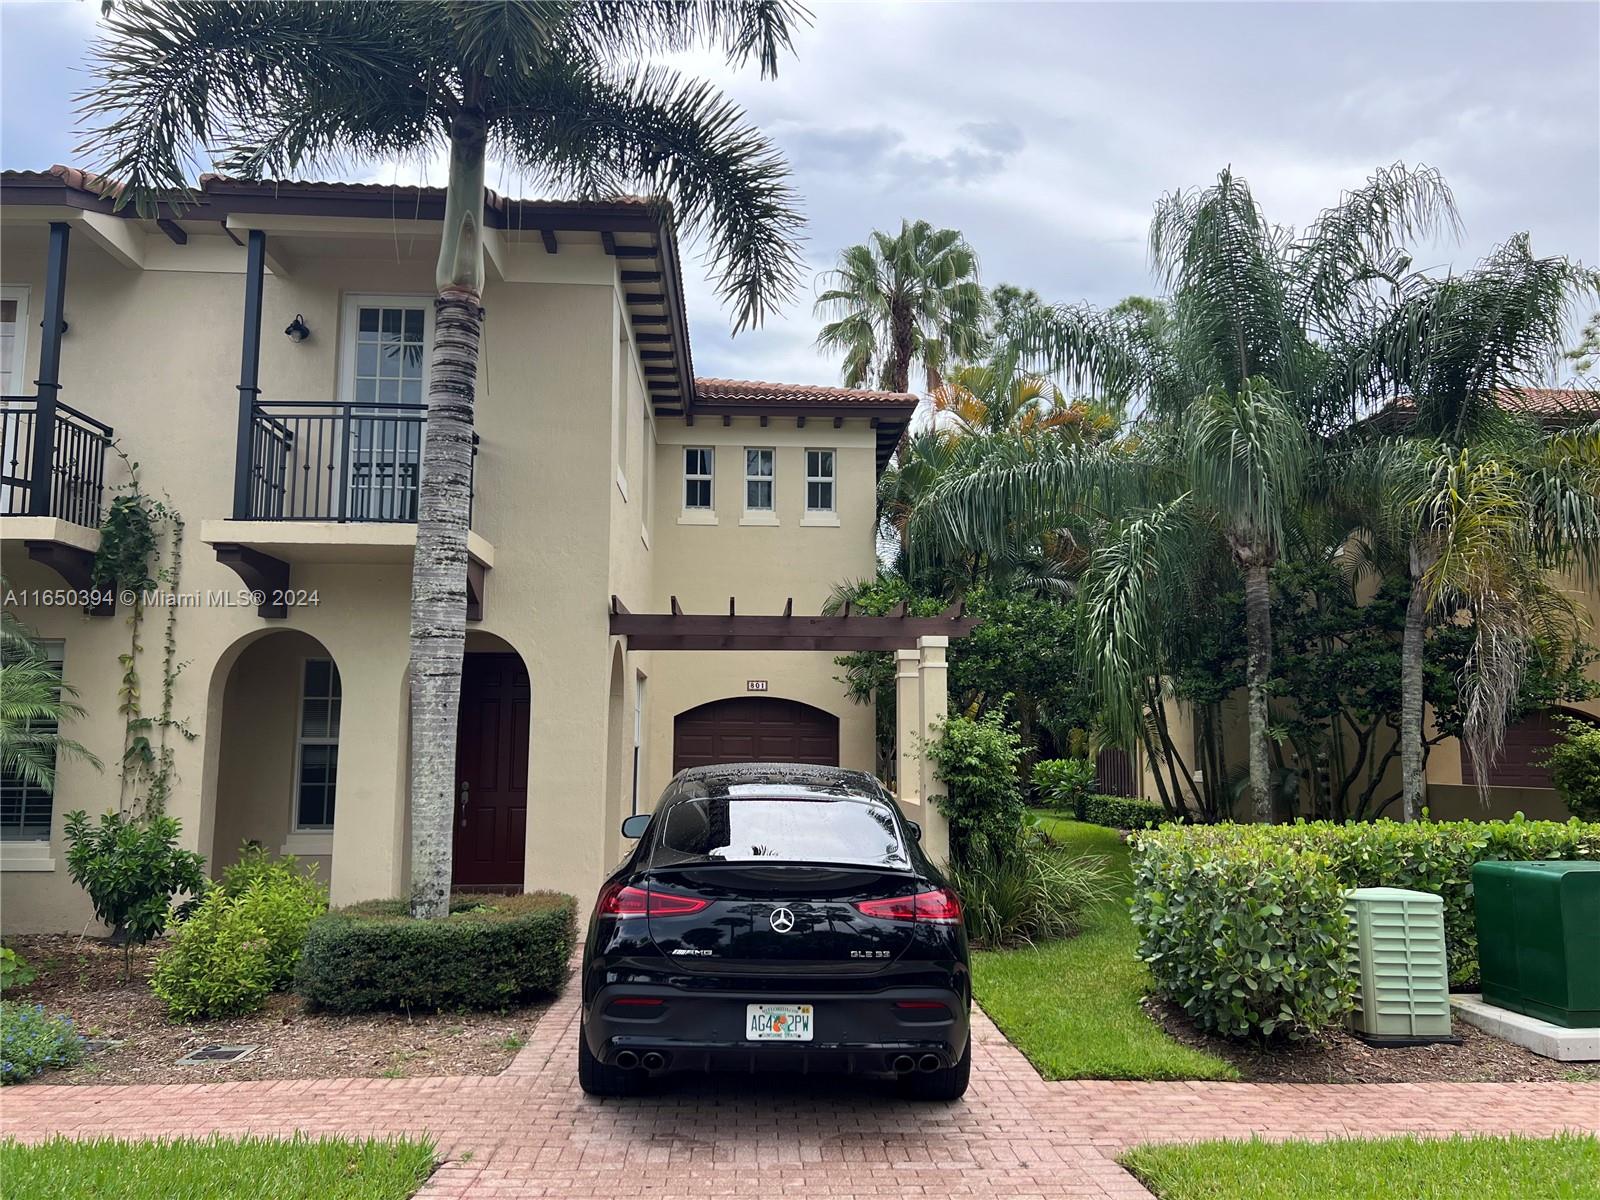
[284,314,311,343]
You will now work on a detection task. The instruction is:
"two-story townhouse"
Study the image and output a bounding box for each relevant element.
[0,166,965,933]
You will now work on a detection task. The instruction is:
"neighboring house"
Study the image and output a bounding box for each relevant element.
[0,166,964,933]
[1135,387,1600,821]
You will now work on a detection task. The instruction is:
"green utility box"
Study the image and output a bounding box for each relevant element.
[1343,887,1454,1043]
[1473,860,1600,1029]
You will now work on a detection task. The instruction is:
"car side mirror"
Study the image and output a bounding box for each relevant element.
[905,820,922,842]
[621,814,651,839]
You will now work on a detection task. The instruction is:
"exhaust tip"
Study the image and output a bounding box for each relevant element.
[615,1050,640,1070]
[891,1055,916,1074]
[640,1051,667,1071]
[917,1054,941,1073]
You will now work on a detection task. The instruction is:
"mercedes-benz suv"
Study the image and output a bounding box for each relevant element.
[579,763,971,1099]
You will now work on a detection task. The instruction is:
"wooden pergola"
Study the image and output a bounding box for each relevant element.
[608,596,979,864]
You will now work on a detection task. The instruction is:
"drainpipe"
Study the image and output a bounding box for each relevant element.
[28,221,70,516]
[232,229,266,520]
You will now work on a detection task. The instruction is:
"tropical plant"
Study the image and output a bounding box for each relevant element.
[909,165,1462,819]
[0,642,100,794]
[0,948,36,992]
[926,708,1026,865]
[82,0,807,917]
[1542,715,1600,821]
[1031,757,1096,814]
[947,833,1109,947]
[815,219,986,393]
[61,810,206,978]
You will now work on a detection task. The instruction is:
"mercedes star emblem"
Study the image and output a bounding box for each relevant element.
[769,907,796,933]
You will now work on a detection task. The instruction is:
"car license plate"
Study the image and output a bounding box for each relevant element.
[746,1003,813,1041]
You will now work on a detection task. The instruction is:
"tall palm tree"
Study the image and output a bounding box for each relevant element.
[80,0,807,917]
[1334,236,1600,816]
[815,219,986,393]
[911,165,1459,818]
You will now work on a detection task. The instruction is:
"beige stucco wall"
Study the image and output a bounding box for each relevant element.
[1,210,880,932]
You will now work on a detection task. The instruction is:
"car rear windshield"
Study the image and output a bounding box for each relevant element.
[652,796,909,868]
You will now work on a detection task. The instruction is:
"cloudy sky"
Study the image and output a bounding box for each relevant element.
[3,1,1596,386]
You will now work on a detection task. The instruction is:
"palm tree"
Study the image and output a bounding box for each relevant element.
[1333,236,1600,816]
[815,219,986,393]
[80,0,807,917]
[911,165,1459,819]
[1,610,101,791]
[930,364,1108,440]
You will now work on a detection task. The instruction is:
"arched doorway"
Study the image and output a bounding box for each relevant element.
[673,697,840,774]
[453,639,531,889]
[210,629,341,880]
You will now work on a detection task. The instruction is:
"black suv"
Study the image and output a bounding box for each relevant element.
[579,763,971,1099]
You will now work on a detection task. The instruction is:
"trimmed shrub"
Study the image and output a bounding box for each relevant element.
[1032,758,1097,814]
[297,892,576,1013]
[150,851,328,1020]
[1,1002,84,1084]
[1081,793,1168,830]
[928,709,1026,865]
[1543,716,1600,821]
[949,832,1110,947]
[1130,825,1355,1040]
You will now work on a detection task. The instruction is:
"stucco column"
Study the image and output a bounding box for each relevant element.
[916,635,951,867]
[894,648,922,807]
[328,654,408,906]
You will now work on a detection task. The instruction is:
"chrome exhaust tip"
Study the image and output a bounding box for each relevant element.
[917,1054,941,1073]
[891,1055,916,1074]
[640,1051,667,1071]
[615,1050,640,1070]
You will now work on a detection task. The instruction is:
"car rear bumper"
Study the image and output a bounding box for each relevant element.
[582,981,970,1075]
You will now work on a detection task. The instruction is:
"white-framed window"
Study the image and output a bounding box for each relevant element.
[805,449,836,513]
[745,447,775,511]
[0,285,31,396]
[294,659,342,831]
[0,639,63,841]
[683,446,714,509]
[340,294,433,521]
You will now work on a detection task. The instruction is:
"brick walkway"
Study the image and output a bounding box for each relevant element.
[4,979,1596,1199]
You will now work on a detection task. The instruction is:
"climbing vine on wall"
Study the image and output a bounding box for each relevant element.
[93,448,194,817]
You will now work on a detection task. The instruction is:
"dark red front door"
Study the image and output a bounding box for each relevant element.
[453,653,529,888]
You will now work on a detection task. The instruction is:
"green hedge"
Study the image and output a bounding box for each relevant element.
[1131,817,1600,1037]
[297,892,575,1013]
[1081,794,1168,829]
[1130,825,1355,1039]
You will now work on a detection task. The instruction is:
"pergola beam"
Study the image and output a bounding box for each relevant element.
[608,598,976,651]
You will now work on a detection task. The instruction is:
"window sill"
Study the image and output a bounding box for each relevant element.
[280,832,334,857]
[615,469,630,504]
[640,523,651,550]
[800,512,840,527]
[677,510,718,526]
[739,512,780,527]
[0,841,55,872]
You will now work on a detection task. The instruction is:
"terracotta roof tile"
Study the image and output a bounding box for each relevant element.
[695,378,918,409]
[1377,387,1600,426]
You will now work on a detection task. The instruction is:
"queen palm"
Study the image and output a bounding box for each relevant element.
[912,165,1459,818]
[1335,236,1600,817]
[815,220,986,393]
[81,0,807,917]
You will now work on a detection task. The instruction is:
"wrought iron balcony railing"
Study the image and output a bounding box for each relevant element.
[0,396,113,527]
[241,401,474,523]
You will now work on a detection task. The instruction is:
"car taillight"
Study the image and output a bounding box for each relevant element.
[596,882,708,918]
[854,888,962,924]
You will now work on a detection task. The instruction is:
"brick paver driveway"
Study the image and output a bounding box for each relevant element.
[5,979,1597,1198]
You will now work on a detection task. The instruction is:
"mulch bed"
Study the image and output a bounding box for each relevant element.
[4,934,552,1086]
[1144,996,1600,1084]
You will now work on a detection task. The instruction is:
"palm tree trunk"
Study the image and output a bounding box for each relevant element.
[1242,559,1274,821]
[409,109,487,920]
[888,304,914,394]
[1399,565,1431,823]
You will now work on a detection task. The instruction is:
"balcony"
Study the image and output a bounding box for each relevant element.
[0,396,113,526]
[203,400,490,618]
[1,396,116,613]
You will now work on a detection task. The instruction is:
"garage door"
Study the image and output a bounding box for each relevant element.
[673,697,840,774]
[1461,707,1598,788]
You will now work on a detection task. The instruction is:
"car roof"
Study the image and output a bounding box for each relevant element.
[666,762,890,803]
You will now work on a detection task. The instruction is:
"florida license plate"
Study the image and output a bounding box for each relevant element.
[746,1003,814,1041]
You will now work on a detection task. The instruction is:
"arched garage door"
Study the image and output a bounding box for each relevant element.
[673,697,840,774]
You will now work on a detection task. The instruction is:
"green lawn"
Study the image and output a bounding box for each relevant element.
[0,1134,437,1199]
[970,813,1238,1081]
[1121,1133,1600,1200]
